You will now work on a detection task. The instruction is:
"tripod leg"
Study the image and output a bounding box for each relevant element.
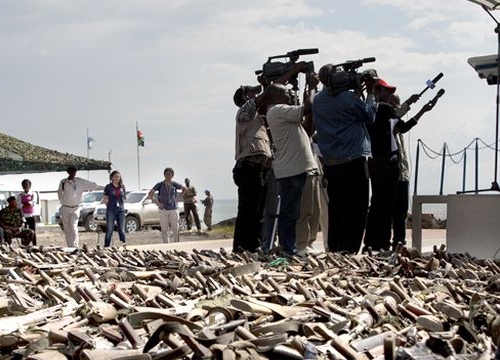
[269,195,281,252]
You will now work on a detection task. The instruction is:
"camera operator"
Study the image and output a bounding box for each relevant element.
[364,79,438,252]
[312,63,377,254]
[231,62,310,253]
[259,70,318,258]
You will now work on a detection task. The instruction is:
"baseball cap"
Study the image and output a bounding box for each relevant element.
[376,78,396,93]
[233,85,262,107]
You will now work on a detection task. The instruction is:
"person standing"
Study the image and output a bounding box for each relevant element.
[0,196,36,246]
[102,170,127,247]
[17,179,38,233]
[262,72,318,257]
[389,93,419,248]
[201,189,214,231]
[232,84,272,253]
[147,167,186,243]
[389,92,437,250]
[313,64,377,253]
[232,65,307,254]
[57,165,98,248]
[364,79,436,252]
[182,178,202,234]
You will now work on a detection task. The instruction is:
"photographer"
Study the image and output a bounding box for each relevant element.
[231,62,310,253]
[312,63,377,254]
[259,71,318,258]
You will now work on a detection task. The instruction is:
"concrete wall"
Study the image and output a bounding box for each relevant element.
[446,194,500,259]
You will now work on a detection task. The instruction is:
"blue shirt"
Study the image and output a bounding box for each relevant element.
[153,181,182,210]
[103,183,126,210]
[313,89,376,165]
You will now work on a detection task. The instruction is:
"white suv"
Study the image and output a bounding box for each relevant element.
[93,190,186,232]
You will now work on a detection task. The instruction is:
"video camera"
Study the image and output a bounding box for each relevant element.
[255,48,319,90]
[327,57,378,95]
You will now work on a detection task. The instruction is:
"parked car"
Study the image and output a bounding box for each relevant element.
[93,190,187,232]
[55,191,104,231]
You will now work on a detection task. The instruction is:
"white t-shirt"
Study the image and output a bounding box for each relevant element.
[266,104,317,179]
[58,177,97,207]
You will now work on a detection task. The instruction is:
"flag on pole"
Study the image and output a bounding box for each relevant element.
[87,136,95,150]
[137,129,145,147]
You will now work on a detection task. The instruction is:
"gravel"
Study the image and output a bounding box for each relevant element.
[34,225,217,249]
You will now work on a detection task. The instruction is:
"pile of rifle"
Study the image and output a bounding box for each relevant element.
[0,243,499,359]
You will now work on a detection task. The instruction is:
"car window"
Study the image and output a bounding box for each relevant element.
[125,192,148,203]
[82,192,104,203]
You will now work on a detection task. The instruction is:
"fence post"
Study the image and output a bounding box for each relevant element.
[413,140,421,195]
[439,143,446,196]
[462,148,467,193]
[475,138,479,193]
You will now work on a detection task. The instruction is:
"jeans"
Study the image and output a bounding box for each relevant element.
[105,207,126,247]
[277,172,307,256]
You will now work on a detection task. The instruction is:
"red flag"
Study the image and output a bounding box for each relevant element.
[137,129,145,147]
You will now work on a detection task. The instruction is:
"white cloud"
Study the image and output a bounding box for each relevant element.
[0,0,499,199]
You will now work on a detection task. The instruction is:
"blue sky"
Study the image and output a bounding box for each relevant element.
[0,0,498,199]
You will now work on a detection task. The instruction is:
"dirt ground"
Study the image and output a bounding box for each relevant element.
[34,225,228,249]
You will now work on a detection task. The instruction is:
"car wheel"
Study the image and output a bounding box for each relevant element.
[178,215,188,232]
[125,216,140,233]
[99,226,107,233]
[84,215,98,232]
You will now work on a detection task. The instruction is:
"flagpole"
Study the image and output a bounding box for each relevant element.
[136,121,141,189]
[108,149,112,174]
[86,128,90,180]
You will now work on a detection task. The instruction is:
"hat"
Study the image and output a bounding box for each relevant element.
[67,165,77,172]
[376,78,396,93]
[233,85,262,107]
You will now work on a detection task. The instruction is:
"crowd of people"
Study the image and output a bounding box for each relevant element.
[2,59,441,255]
[232,60,442,257]
[0,166,214,249]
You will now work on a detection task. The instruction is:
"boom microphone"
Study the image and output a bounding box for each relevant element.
[288,48,319,56]
[361,57,376,63]
[428,88,445,106]
[431,72,444,86]
[419,72,444,96]
[435,88,445,98]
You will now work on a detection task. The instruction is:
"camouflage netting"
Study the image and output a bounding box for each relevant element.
[0,132,111,174]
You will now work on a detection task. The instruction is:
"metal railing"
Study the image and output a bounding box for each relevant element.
[413,138,500,195]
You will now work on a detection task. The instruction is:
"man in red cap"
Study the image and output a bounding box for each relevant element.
[363,78,433,252]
